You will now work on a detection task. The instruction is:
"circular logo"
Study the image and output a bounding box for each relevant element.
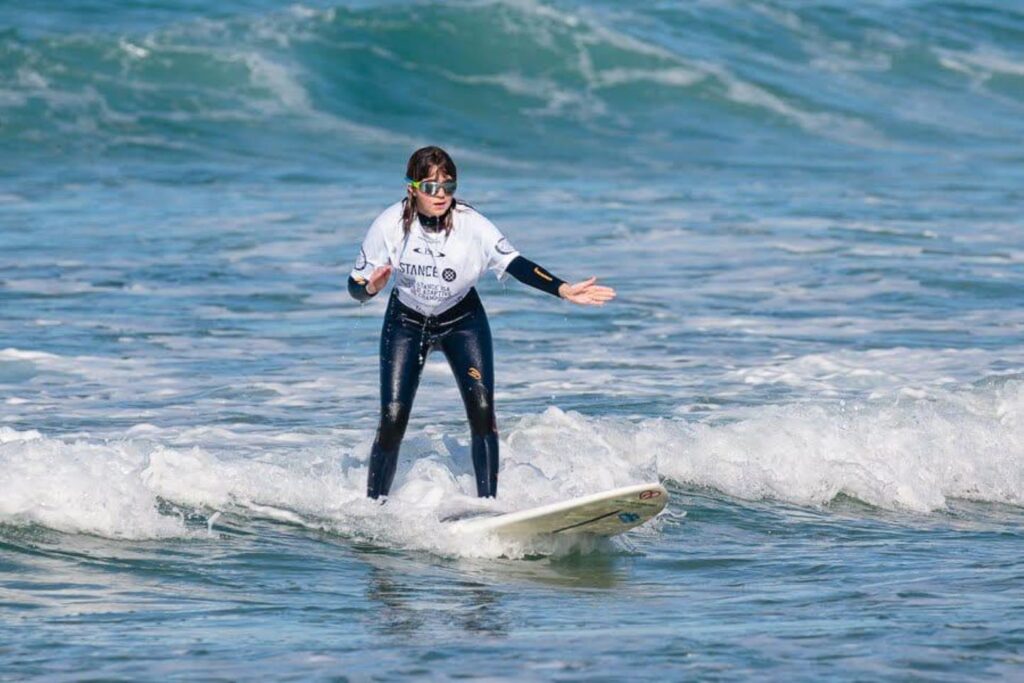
[355,248,367,270]
[442,268,457,282]
[495,237,516,255]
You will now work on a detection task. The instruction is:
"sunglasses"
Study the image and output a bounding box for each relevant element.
[406,177,457,197]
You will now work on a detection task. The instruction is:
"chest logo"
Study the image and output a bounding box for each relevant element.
[442,268,457,282]
[413,246,446,257]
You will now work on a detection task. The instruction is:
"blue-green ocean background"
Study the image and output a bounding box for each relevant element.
[2,1,1024,679]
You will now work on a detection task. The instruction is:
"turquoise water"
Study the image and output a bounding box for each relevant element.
[2,1,1024,679]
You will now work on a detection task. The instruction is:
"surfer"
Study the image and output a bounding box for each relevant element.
[348,146,615,499]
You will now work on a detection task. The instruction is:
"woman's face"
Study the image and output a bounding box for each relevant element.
[410,166,454,217]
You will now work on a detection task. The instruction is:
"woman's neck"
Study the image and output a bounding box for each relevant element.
[417,210,447,232]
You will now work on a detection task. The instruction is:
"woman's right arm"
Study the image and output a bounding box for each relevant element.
[348,265,393,302]
[348,211,394,302]
[348,274,374,302]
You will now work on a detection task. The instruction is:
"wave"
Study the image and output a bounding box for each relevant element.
[2,0,1022,168]
[2,378,1022,550]
[656,377,1024,512]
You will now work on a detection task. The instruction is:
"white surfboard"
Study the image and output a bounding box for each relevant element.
[448,482,668,539]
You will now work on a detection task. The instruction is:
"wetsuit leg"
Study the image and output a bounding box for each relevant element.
[367,301,427,499]
[439,306,499,498]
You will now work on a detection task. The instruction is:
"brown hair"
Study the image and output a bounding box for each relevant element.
[402,146,460,235]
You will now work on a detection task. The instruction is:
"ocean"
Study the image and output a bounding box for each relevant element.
[2,0,1023,679]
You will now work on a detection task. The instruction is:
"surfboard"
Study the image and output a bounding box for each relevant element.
[448,482,668,539]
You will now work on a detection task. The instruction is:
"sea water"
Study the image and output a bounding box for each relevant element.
[2,1,1023,679]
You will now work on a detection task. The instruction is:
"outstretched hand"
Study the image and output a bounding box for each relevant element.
[558,277,616,306]
[365,265,393,295]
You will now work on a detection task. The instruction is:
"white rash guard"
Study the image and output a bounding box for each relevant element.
[350,201,521,316]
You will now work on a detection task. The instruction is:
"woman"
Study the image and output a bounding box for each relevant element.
[349,146,614,499]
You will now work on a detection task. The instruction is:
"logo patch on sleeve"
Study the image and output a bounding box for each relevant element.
[495,237,516,255]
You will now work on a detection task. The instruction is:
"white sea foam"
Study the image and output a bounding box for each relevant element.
[1,278,102,295]
[657,378,1024,512]
[0,427,42,443]
[119,40,150,60]
[936,47,1024,80]
[0,436,187,538]
[713,65,888,147]
[0,346,159,385]
[2,377,1022,552]
[239,51,311,111]
[726,348,988,398]
[0,405,658,556]
[443,71,607,120]
[591,66,705,89]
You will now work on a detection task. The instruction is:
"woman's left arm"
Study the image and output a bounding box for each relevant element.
[505,256,616,306]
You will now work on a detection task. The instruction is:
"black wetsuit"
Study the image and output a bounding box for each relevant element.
[349,212,565,499]
[367,288,496,498]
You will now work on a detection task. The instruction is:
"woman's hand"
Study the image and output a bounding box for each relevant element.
[365,265,393,295]
[558,277,616,306]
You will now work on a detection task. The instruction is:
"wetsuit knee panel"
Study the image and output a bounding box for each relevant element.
[462,385,496,435]
[383,400,410,427]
